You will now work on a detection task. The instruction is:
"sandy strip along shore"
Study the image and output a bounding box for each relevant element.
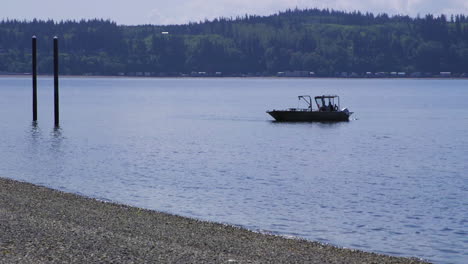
[0,178,429,263]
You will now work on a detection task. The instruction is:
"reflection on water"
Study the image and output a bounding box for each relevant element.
[49,126,65,156]
[26,122,42,166]
[50,126,64,144]
[24,122,68,187]
[30,121,41,139]
[1,77,467,264]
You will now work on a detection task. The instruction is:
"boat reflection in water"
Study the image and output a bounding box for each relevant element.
[267,95,353,122]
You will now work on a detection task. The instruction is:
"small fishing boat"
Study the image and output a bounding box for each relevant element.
[267,95,353,122]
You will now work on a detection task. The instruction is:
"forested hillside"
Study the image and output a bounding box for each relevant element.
[2,8,468,76]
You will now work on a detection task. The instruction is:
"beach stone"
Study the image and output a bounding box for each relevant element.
[0,178,430,263]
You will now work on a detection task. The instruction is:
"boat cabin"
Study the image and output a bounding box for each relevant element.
[315,95,340,112]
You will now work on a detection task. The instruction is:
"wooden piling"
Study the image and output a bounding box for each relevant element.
[53,36,59,127]
[32,36,37,122]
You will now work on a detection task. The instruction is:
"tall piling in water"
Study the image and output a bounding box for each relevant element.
[32,36,37,122]
[53,36,59,127]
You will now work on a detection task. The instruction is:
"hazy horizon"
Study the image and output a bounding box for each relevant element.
[2,0,468,26]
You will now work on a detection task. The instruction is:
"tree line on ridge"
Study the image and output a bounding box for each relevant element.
[1,8,468,76]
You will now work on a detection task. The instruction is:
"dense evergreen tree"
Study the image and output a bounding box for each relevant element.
[1,8,468,76]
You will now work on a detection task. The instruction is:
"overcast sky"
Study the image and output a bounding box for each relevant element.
[2,0,468,25]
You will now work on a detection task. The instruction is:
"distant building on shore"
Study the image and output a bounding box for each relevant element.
[277,71,315,77]
[440,72,451,77]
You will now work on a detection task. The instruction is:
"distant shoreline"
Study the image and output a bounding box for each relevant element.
[0,177,429,263]
[0,74,467,80]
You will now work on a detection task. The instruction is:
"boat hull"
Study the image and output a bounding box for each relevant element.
[267,110,351,122]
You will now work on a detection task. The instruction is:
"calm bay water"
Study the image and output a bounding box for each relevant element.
[1,77,467,263]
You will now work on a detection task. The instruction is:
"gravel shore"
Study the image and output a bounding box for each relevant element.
[0,177,429,263]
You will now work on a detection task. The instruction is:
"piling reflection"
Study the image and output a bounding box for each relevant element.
[30,121,40,138]
[50,126,64,150]
[27,121,42,158]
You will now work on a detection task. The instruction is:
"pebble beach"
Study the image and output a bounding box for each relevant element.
[0,177,430,263]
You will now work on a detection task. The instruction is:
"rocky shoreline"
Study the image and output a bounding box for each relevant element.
[0,177,430,263]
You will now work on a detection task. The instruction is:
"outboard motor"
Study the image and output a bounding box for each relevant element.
[341,108,353,116]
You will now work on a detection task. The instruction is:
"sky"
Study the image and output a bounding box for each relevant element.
[2,0,468,25]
